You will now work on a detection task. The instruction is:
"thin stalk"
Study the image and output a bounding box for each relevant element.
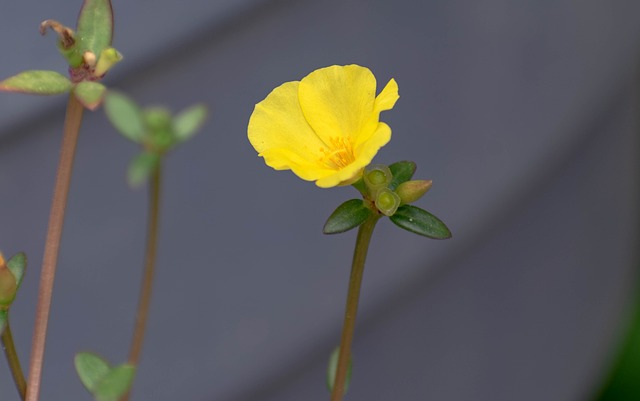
[2,315,27,400]
[26,94,84,401]
[330,215,379,401]
[121,161,162,401]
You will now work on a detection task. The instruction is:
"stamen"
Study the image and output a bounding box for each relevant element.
[318,136,355,169]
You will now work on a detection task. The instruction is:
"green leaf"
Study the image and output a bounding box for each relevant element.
[128,152,159,188]
[390,205,452,239]
[173,104,207,142]
[326,346,352,393]
[76,0,114,56]
[0,70,72,95]
[7,253,26,288]
[388,161,416,190]
[93,364,136,401]
[104,91,145,143]
[323,199,372,234]
[75,352,111,393]
[74,81,106,110]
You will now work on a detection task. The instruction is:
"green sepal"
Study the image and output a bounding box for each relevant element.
[128,152,159,188]
[104,91,146,143]
[323,199,372,235]
[7,253,26,289]
[93,364,136,401]
[75,352,111,393]
[74,81,106,110]
[388,161,416,190]
[0,70,72,95]
[326,346,352,394]
[390,205,452,239]
[173,104,207,143]
[76,0,114,56]
[0,310,7,334]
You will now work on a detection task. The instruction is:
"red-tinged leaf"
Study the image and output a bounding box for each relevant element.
[0,70,72,95]
[74,81,106,110]
[76,0,114,56]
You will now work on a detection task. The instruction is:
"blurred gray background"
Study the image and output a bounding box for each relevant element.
[1,0,639,400]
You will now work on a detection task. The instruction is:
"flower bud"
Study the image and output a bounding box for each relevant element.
[94,47,123,77]
[144,107,174,152]
[364,164,392,194]
[396,180,432,204]
[0,253,17,308]
[82,51,97,68]
[375,188,401,216]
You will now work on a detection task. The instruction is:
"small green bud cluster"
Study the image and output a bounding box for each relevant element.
[324,161,451,238]
[361,164,432,217]
[0,253,17,308]
[40,19,122,83]
[0,252,27,333]
[104,91,208,186]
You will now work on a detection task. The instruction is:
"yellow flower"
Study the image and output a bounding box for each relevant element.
[248,65,399,188]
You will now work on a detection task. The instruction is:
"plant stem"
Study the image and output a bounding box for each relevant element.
[26,94,84,401]
[330,215,379,401]
[2,315,27,400]
[122,161,162,401]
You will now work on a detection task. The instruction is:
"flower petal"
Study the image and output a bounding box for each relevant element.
[260,147,334,181]
[298,65,376,146]
[248,81,328,172]
[354,122,392,163]
[374,78,399,113]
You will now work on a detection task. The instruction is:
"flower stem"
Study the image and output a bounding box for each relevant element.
[2,315,27,400]
[121,161,163,401]
[26,94,84,401]
[330,214,379,401]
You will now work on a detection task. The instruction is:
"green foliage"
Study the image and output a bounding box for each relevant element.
[128,152,160,188]
[93,365,136,401]
[76,0,114,56]
[343,160,451,239]
[592,287,640,401]
[74,81,106,110]
[388,161,416,190]
[0,71,72,95]
[104,91,208,186]
[75,352,136,401]
[75,353,111,392]
[174,104,208,142]
[323,199,372,234]
[0,0,118,111]
[103,91,145,143]
[390,205,452,239]
[326,346,352,393]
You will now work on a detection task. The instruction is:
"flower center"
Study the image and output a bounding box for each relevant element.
[318,137,355,170]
